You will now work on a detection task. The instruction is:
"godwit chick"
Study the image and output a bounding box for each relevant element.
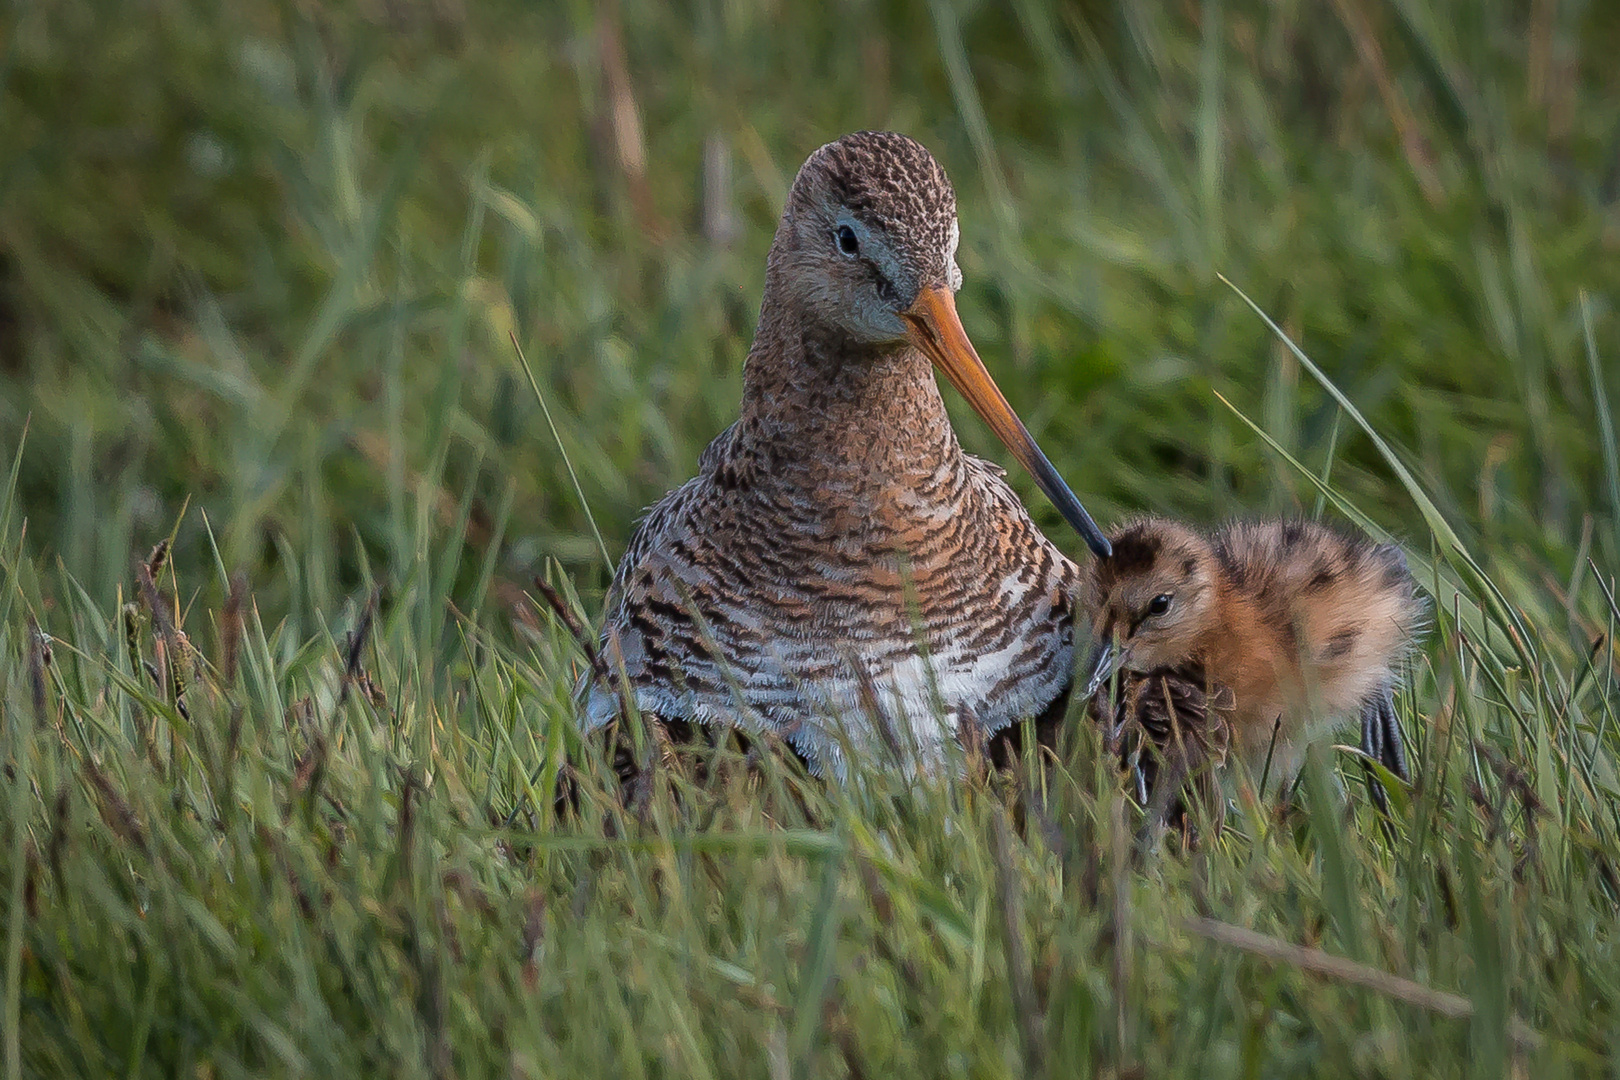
[579,131,1112,778]
[1081,518,1425,808]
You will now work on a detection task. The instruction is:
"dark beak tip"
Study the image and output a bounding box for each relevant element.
[1045,490,1112,560]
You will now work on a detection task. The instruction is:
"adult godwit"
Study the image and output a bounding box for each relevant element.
[579,131,1110,777]
[1081,517,1425,814]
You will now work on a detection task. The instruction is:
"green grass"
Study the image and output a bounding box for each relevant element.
[3,0,1620,1075]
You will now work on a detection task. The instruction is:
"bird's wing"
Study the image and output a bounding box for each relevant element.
[578,476,776,739]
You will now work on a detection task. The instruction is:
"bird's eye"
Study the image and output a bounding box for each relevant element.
[1147,594,1173,617]
[834,224,860,258]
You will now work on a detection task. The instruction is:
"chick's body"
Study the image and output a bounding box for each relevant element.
[1084,518,1425,789]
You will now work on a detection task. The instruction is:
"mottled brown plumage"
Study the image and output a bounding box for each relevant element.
[1089,663,1234,841]
[581,132,1110,777]
[1082,517,1425,807]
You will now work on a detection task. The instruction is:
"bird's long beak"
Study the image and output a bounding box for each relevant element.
[1083,639,1129,699]
[903,286,1112,558]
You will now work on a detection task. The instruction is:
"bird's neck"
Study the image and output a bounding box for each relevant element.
[735,293,961,484]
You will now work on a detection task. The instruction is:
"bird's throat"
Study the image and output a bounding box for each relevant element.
[736,299,961,486]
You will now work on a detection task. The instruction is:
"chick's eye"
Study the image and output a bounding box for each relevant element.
[834,224,860,258]
[1147,594,1173,617]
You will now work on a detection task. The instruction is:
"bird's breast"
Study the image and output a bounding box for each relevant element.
[588,453,1079,776]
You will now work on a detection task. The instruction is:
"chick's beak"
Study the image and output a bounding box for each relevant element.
[1083,638,1130,699]
[902,287,1112,558]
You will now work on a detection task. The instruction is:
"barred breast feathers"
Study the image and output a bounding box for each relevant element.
[581,443,1080,776]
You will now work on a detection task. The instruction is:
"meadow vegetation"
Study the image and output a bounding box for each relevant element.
[2,0,1619,1075]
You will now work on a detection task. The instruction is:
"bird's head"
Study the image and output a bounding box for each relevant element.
[770,131,1111,557]
[777,130,961,344]
[1082,518,1219,695]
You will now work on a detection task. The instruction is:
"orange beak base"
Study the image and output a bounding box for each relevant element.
[903,286,1112,558]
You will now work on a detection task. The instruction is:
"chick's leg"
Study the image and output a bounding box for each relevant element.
[1358,683,1411,825]
[1375,685,1410,782]
[1360,694,1385,777]
[1359,692,1392,819]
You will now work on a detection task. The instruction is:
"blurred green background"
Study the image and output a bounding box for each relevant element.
[7,4,1620,1076]
[2,0,1618,620]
